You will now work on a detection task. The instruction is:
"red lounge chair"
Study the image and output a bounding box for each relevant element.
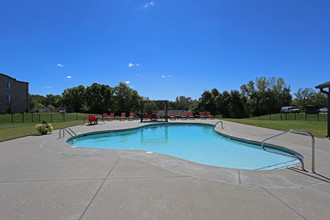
[82,115,87,124]
[102,113,107,121]
[206,112,214,118]
[199,112,206,119]
[89,115,98,125]
[181,112,186,119]
[145,113,150,119]
[129,113,134,120]
[120,113,126,120]
[169,112,176,119]
[108,113,115,120]
[188,112,194,119]
[151,113,157,121]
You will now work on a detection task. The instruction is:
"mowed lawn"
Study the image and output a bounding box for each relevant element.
[0,121,83,142]
[223,118,327,138]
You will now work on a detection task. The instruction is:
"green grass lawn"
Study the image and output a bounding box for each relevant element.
[0,121,84,142]
[222,118,327,138]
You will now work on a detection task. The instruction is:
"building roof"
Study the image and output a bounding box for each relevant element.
[0,73,29,84]
[315,81,330,89]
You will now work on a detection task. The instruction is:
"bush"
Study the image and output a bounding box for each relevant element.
[47,104,56,112]
[35,121,54,134]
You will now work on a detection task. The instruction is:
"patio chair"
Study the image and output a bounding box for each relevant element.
[181,112,186,119]
[188,112,194,119]
[108,113,115,120]
[102,113,107,121]
[151,113,157,121]
[82,115,87,124]
[169,112,176,119]
[120,113,126,120]
[128,112,134,120]
[206,112,214,119]
[199,112,206,119]
[89,115,98,125]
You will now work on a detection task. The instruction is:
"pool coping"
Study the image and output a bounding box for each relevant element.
[42,119,330,187]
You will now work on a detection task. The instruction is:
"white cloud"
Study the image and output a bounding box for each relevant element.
[128,63,140,68]
[144,0,155,8]
[124,81,130,84]
[56,64,63,67]
[66,75,72,79]
[168,74,172,78]
[46,86,51,89]
[130,86,134,88]
[161,75,166,78]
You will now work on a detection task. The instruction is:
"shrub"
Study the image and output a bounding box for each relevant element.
[35,121,54,134]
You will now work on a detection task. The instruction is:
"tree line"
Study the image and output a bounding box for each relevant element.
[29,77,327,117]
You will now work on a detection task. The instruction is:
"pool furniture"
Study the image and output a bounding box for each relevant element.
[89,115,98,125]
[120,113,126,120]
[206,112,214,119]
[188,112,194,119]
[128,113,134,120]
[108,113,115,120]
[199,112,206,119]
[169,112,176,119]
[82,115,87,124]
[181,112,186,119]
[102,113,107,121]
[151,113,157,121]
[145,113,150,119]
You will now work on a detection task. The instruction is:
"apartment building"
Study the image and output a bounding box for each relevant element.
[0,73,29,113]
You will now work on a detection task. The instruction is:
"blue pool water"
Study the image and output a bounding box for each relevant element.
[70,123,301,170]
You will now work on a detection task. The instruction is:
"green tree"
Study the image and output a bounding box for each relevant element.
[293,88,315,112]
[62,85,87,112]
[113,82,140,114]
[85,83,114,113]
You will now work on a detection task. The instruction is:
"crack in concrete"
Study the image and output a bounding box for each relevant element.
[79,157,120,220]
[261,186,307,220]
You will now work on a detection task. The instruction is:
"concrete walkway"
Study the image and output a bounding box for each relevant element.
[0,119,329,219]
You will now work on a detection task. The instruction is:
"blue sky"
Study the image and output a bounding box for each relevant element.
[1,0,329,100]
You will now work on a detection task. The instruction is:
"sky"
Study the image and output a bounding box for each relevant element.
[1,0,329,100]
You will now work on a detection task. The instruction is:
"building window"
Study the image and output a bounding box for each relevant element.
[6,95,11,102]
[6,82,11,88]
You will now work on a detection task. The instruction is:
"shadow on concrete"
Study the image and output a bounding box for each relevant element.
[288,167,330,183]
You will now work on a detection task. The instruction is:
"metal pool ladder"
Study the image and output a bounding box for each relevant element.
[261,129,315,172]
[214,120,224,129]
[59,127,77,141]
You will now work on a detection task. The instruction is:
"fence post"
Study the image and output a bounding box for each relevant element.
[11,114,13,123]
[270,114,271,120]
[76,113,78,120]
[22,113,24,123]
[285,113,287,120]
[32,113,33,123]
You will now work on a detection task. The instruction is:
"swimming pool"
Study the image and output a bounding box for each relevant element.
[69,123,302,170]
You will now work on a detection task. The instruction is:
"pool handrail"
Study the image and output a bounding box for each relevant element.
[59,127,77,142]
[214,120,224,129]
[261,129,315,172]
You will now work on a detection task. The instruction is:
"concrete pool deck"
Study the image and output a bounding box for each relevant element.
[0,119,329,219]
